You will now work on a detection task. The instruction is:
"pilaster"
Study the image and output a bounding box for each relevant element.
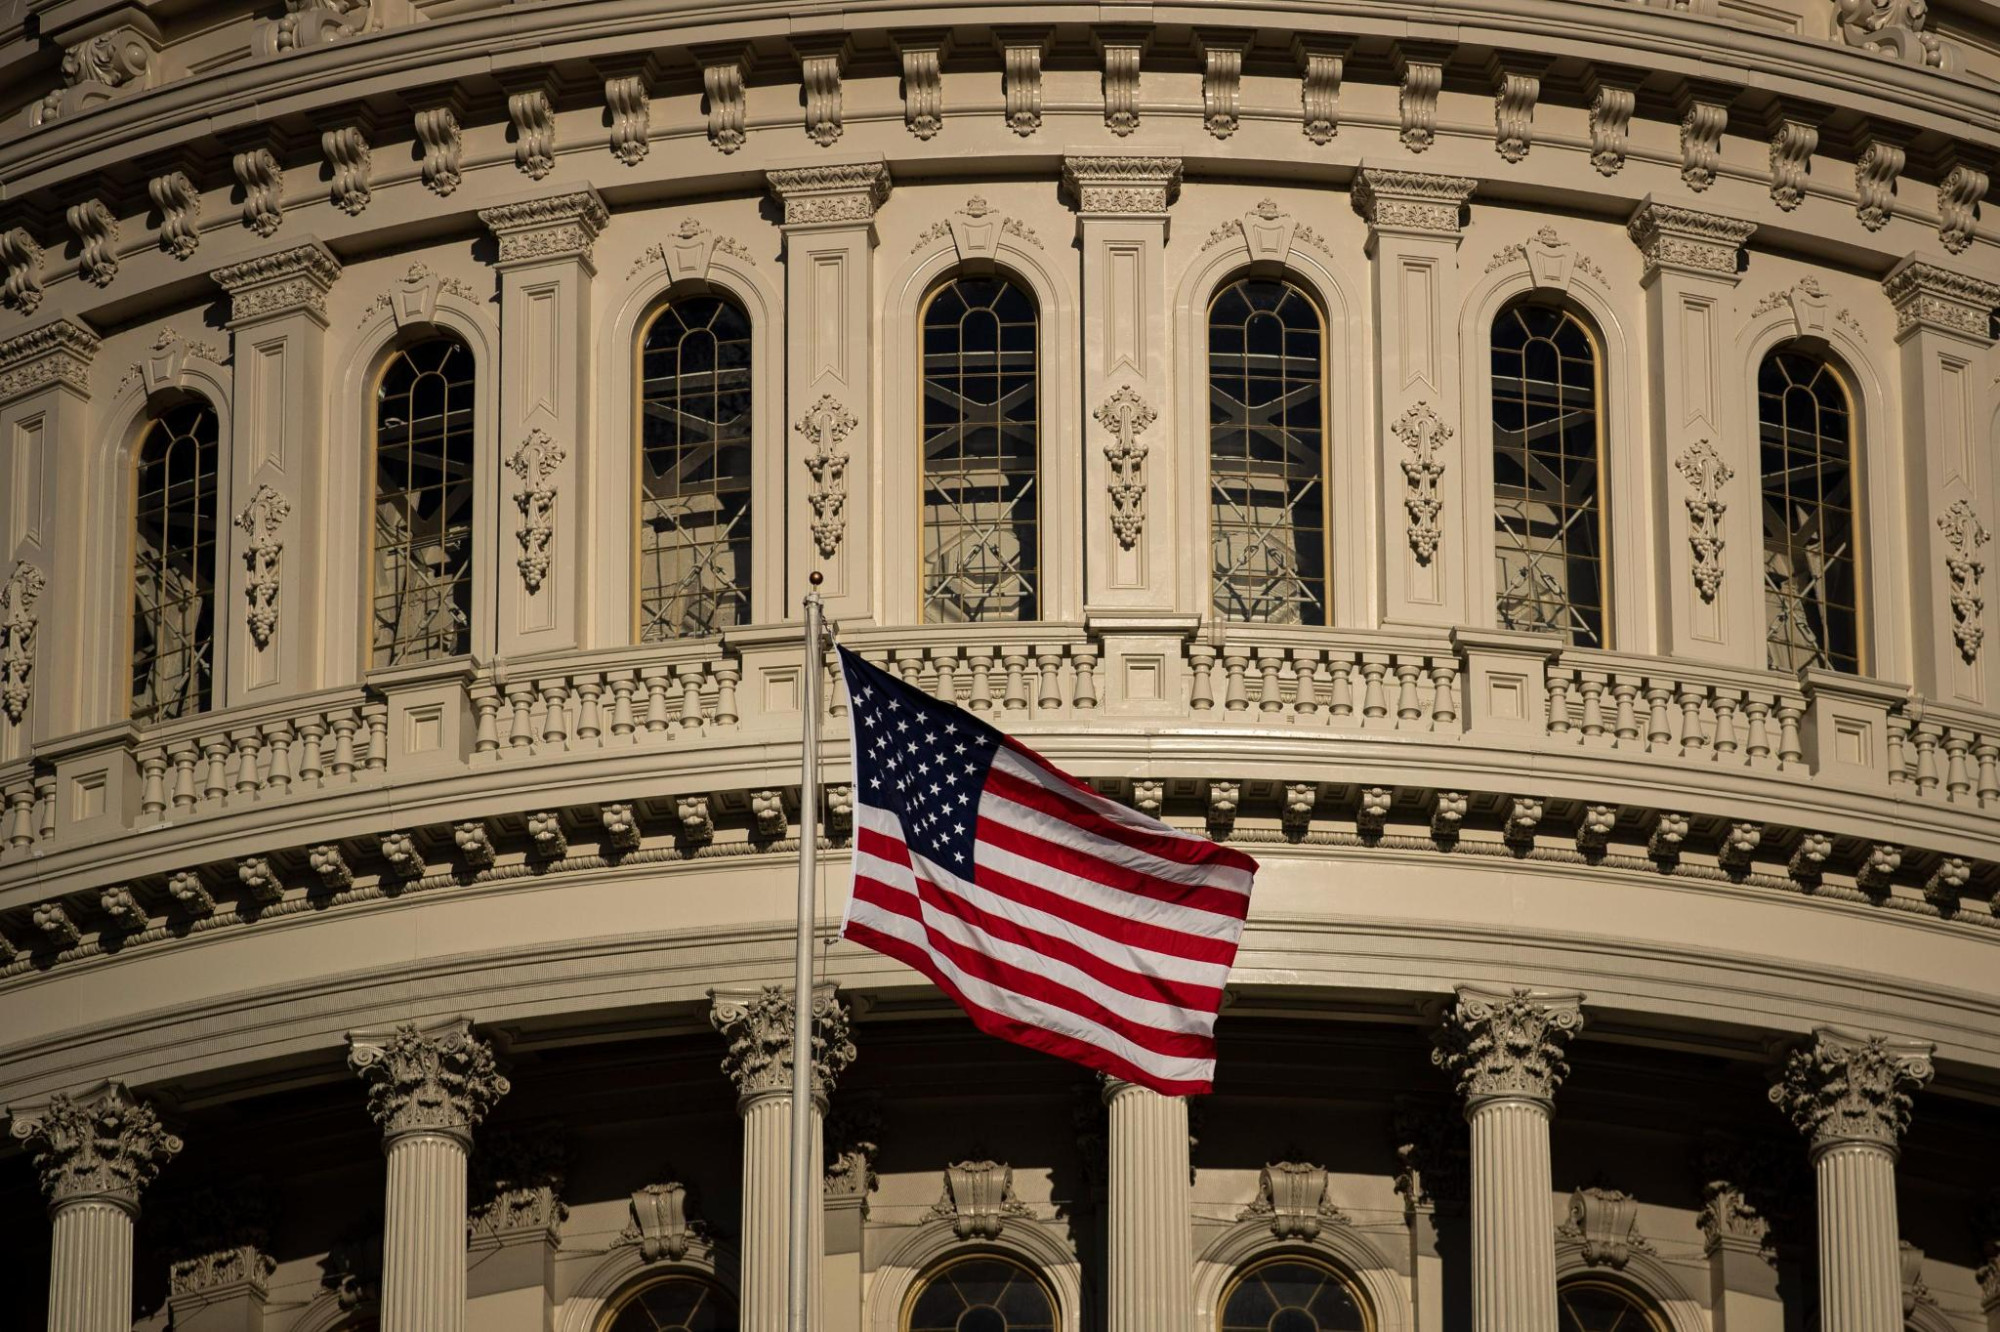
[477,189,607,656]
[711,984,855,1332]
[1883,254,2000,707]
[466,1128,568,1331]
[1768,1028,1934,1332]
[766,162,887,625]
[1353,164,1477,627]
[348,1018,510,1332]
[1627,197,1759,667]
[211,240,340,702]
[8,1080,182,1332]
[1102,1076,1192,1332]
[0,318,98,753]
[1432,986,1583,1332]
[1062,154,1181,613]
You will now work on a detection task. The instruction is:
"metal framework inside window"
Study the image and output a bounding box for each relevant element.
[131,400,220,724]
[1218,1256,1370,1332]
[921,275,1039,623]
[639,295,753,639]
[904,1256,1056,1332]
[1760,349,1860,674]
[1491,302,1606,648]
[600,1273,736,1332]
[1557,1279,1668,1332]
[1208,276,1328,625]
[372,334,476,667]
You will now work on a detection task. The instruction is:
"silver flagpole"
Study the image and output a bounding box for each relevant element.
[787,572,826,1332]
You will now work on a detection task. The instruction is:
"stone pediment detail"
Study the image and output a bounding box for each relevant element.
[620,1176,712,1261]
[1483,226,1605,287]
[911,197,1043,259]
[929,1159,1034,1239]
[1556,1185,1656,1268]
[1238,1160,1348,1239]
[628,217,757,282]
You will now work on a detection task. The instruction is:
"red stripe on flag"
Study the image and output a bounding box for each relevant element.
[986,760,1258,877]
[998,740,1262,874]
[974,815,1252,923]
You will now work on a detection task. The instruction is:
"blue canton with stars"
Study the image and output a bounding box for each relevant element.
[840,646,1003,878]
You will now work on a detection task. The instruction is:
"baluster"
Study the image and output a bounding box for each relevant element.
[506,682,536,747]
[262,722,294,794]
[1774,699,1803,769]
[329,712,359,777]
[232,729,264,795]
[1885,708,1911,784]
[1327,656,1355,723]
[201,737,231,801]
[469,684,501,753]
[138,748,169,817]
[1222,649,1250,712]
[1002,651,1030,712]
[895,649,925,689]
[641,668,673,732]
[1578,673,1606,740]
[1710,690,1740,757]
[4,785,32,846]
[1912,723,1941,793]
[362,702,390,772]
[1743,696,1772,762]
[1974,740,1999,803]
[540,679,571,746]
[1257,649,1286,713]
[934,653,959,706]
[1035,649,1063,713]
[169,742,201,812]
[967,649,995,712]
[1643,684,1673,748]
[574,678,604,741]
[1187,644,1216,711]
[1072,647,1099,710]
[1545,667,1572,736]
[1943,731,1972,800]
[1430,661,1459,730]
[608,673,638,738]
[33,772,54,841]
[677,664,708,728]
[1359,657,1390,723]
[297,717,327,784]
[1610,679,1641,744]
[1394,661,1423,724]
[1678,684,1707,753]
[713,661,740,726]
[1292,650,1321,717]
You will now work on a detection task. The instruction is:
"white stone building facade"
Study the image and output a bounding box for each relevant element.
[0,0,1997,1327]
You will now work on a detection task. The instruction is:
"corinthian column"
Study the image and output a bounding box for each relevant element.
[1768,1028,1934,1332]
[1431,986,1584,1332]
[8,1080,182,1332]
[1102,1077,1192,1332]
[348,1018,510,1332]
[712,985,855,1332]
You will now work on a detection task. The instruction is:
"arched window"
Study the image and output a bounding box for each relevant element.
[904,1255,1056,1332]
[1558,1278,1668,1332]
[639,295,753,639]
[920,275,1039,623]
[1759,349,1859,674]
[599,1273,736,1331]
[372,334,476,668]
[131,399,220,724]
[1492,302,1606,648]
[1218,1256,1369,1332]
[1208,276,1328,625]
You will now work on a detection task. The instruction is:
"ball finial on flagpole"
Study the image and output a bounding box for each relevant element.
[809,570,823,586]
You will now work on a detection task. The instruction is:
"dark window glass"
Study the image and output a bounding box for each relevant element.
[905,1257,1056,1332]
[132,401,219,723]
[1492,304,1605,647]
[1219,1258,1369,1332]
[373,335,476,667]
[1209,277,1328,625]
[1760,350,1859,674]
[640,296,753,639]
[604,1274,737,1332]
[1559,1280,1667,1332]
[921,276,1039,622]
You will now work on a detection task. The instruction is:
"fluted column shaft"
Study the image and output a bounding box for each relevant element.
[1105,1079,1192,1332]
[1467,1097,1557,1332]
[739,1090,826,1332]
[1813,1141,1902,1332]
[46,1198,134,1332]
[379,1129,471,1332]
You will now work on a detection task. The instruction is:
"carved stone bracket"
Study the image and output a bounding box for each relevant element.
[795,37,849,146]
[0,229,46,315]
[1239,1161,1346,1239]
[710,984,855,1107]
[507,86,556,179]
[1856,139,1907,231]
[1677,94,1729,192]
[1585,77,1636,176]
[478,189,610,270]
[1095,384,1156,549]
[1394,48,1442,152]
[930,1159,1034,1239]
[507,428,566,594]
[1627,200,1756,282]
[1557,1185,1655,1268]
[235,484,291,647]
[1062,155,1182,216]
[1293,38,1343,145]
[766,163,892,228]
[231,149,284,239]
[1432,986,1585,1107]
[605,74,650,166]
[1675,440,1733,602]
[67,199,120,288]
[148,171,202,260]
[897,32,948,140]
[999,29,1048,136]
[0,561,48,723]
[1768,1028,1934,1153]
[1938,164,1988,255]
[346,1018,510,1143]
[414,102,464,196]
[322,124,373,216]
[798,394,856,558]
[1392,402,1450,564]
[1768,120,1819,211]
[1096,29,1144,136]
[1351,167,1475,240]
[698,47,750,154]
[1938,499,1990,661]
[7,1081,182,1209]
[622,1178,711,1261]
[213,240,342,325]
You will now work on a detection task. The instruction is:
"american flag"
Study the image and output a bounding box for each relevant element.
[837,646,1258,1095]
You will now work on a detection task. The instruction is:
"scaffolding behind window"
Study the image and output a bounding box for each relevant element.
[373,335,476,667]
[921,275,1040,623]
[131,401,220,723]
[1209,276,1328,624]
[1760,349,1860,674]
[639,295,753,639]
[1492,303,1606,647]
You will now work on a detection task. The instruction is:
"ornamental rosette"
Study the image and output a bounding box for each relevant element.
[347,1019,509,1140]
[710,985,855,1106]
[1431,986,1584,1105]
[1767,1029,1933,1151]
[8,1081,183,1208]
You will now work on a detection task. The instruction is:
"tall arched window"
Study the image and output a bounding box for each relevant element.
[921,275,1039,623]
[1558,1278,1668,1332]
[1760,349,1859,674]
[639,295,753,639]
[599,1273,736,1331]
[131,400,220,724]
[1209,276,1328,625]
[372,334,476,667]
[904,1255,1055,1332]
[1492,302,1606,648]
[1218,1256,1369,1331]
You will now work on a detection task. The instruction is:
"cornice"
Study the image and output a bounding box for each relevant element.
[0,317,98,403]
[765,161,890,227]
[1628,196,1760,280]
[1882,253,2000,342]
[1352,165,1478,239]
[210,239,342,324]
[477,187,610,268]
[1061,154,1183,216]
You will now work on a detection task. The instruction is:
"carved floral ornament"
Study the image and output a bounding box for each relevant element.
[508,428,566,594]
[798,394,856,559]
[911,196,1043,258]
[1768,1028,1934,1151]
[1938,498,1990,661]
[1431,986,1585,1105]
[710,985,855,1104]
[1095,384,1156,549]
[0,560,48,724]
[347,1019,510,1140]
[1674,440,1733,602]
[1482,226,1606,286]
[8,1081,183,1207]
[628,216,756,282]
[1392,402,1450,564]
[357,262,482,329]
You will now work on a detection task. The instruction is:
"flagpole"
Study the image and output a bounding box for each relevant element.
[787,572,826,1332]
